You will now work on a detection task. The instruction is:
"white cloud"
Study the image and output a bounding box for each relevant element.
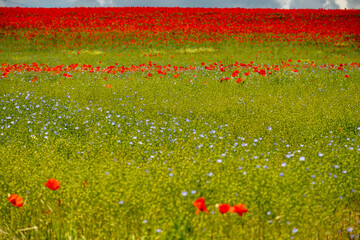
[323,0,340,8]
[277,0,291,9]
[334,0,347,8]
[72,0,100,7]
[87,0,282,8]
[97,0,113,7]
[288,0,340,8]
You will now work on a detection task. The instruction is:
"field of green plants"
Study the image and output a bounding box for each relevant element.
[1,7,360,239]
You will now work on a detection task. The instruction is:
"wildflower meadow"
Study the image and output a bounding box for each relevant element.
[0,7,360,239]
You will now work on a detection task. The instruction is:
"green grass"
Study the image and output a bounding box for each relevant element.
[0,38,359,239]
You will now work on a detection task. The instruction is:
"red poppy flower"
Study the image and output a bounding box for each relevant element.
[8,194,23,208]
[236,78,243,83]
[244,72,250,76]
[192,197,209,214]
[345,75,349,78]
[218,203,231,214]
[230,203,248,216]
[45,178,60,190]
[259,69,266,76]
[220,77,230,82]
[31,77,37,82]
[106,84,111,88]
[148,73,153,77]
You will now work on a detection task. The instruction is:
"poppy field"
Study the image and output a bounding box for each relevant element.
[0,7,360,239]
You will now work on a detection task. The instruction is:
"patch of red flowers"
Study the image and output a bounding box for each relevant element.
[232,70,239,77]
[236,78,243,83]
[220,77,230,82]
[63,73,72,78]
[1,8,360,48]
[218,203,248,216]
[194,198,248,217]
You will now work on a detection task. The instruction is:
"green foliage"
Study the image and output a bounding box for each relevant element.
[0,38,359,239]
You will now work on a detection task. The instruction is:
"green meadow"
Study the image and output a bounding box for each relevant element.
[0,34,360,239]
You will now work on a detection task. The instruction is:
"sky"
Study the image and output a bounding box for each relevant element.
[0,0,359,9]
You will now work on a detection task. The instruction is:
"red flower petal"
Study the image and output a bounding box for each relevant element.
[45,178,60,190]
[192,197,209,214]
[230,203,248,216]
[218,203,231,214]
[8,194,23,208]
